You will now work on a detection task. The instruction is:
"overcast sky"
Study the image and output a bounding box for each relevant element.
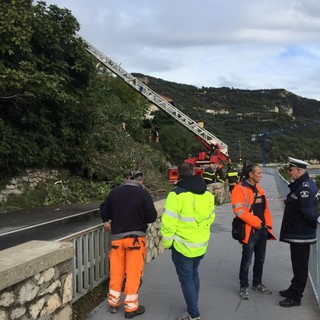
[44,0,320,101]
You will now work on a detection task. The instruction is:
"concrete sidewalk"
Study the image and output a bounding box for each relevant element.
[86,174,320,320]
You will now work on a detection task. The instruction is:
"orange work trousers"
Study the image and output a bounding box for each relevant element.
[108,236,146,312]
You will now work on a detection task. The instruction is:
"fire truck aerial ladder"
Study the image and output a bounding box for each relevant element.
[81,38,229,174]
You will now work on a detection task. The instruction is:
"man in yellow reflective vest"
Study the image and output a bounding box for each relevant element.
[161,163,215,320]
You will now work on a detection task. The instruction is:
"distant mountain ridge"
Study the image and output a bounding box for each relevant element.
[133,73,320,164]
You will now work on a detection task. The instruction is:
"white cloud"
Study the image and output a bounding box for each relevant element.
[43,0,320,100]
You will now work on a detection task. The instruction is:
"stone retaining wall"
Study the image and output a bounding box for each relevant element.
[146,199,166,263]
[207,181,230,204]
[0,241,73,320]
[0,169,60,204]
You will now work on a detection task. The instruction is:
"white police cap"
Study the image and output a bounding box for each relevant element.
[288,157,309,169]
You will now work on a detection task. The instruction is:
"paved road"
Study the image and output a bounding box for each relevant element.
[0,192,166,251]
[0,202,102,250]
[86,173,320,320]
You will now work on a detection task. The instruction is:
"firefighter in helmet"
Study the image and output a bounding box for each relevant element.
[226,163,240,192]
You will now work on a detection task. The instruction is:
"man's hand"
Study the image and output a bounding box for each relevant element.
[103,221,111,231]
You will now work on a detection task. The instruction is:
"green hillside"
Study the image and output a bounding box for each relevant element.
[133,73,320,165]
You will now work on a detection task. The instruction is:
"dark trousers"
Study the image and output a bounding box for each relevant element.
[171,247,204,318]
[239,228,268,288]
[288,243,310,301]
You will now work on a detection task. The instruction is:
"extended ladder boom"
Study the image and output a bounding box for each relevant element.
[81,38,229,156]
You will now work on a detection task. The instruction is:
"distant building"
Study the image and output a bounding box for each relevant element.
[205,109,229,115]
[145,95,173,119]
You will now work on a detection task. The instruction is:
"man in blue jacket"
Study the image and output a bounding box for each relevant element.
[279,157,318,307]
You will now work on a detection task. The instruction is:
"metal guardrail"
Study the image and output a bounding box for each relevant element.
[263,167,289,199]
[58,221,110,302]
[309,237,320,307]
[263,167,320,307]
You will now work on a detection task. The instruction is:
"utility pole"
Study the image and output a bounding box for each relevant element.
[251,133,267,167]
[238,140,242,163]
[261,133,266,167]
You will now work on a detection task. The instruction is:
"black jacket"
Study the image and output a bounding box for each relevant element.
[280,172,318,244]
[203,167,216,184]
[100,180,157,239]
[226,169,239,184]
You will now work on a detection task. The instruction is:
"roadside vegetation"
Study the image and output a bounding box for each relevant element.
[72,280,108,320]
[0,1,170,213]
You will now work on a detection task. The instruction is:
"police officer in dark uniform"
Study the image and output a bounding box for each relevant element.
[279,157,319,307]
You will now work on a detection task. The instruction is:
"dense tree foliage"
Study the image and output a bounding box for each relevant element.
[0,0,97,175]
[0,1,161,183]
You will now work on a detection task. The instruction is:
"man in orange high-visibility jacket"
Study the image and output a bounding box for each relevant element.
[100,171,157,319]
[231,164,276,301]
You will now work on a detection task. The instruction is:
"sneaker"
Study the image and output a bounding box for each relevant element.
[125,305,145,319]
[109,306,118,314]
[239,287,249,300]
[177,311,200,320]
[252,283,272,295]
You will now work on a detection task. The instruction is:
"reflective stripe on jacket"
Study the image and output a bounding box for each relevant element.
[161,189,215,257]
[226,171,239,185]
[203,167,215,184]
[231,182,276,244]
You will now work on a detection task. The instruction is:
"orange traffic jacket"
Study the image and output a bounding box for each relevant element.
[231,182,276,244]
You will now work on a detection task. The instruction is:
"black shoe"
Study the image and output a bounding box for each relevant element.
[125,305,145,319]
[279,298,301,307]
[279,289,290,298]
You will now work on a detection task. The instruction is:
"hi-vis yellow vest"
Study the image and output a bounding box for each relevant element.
[161,189,215,257]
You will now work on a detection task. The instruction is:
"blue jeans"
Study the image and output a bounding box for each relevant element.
[239,228,268,288]
[171,247,204,318]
